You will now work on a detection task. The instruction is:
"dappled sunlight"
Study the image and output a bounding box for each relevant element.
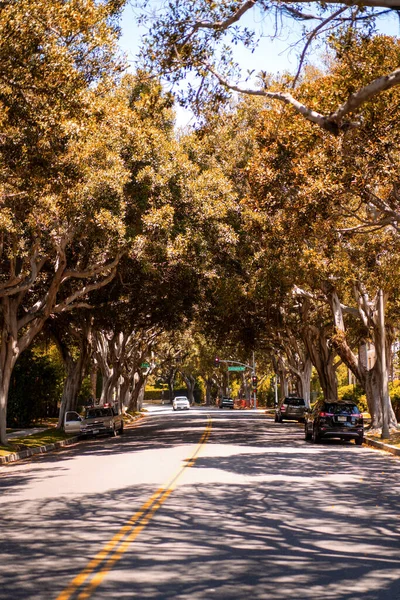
[1,412,400,599]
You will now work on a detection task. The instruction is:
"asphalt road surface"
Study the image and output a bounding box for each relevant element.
[1,405,400,600]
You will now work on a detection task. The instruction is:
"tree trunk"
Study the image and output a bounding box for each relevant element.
[128,372,146,412]
[297,357,312,406]
[181,372,196,405]
[0,337,19,445]
[302,324,338,401]
[0,296,43,444]
[57,360,85,429]
[205,377,213,405]
[326,285,397,431]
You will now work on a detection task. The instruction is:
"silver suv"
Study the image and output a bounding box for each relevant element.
[275,397,306,423]
[81,404,124,437]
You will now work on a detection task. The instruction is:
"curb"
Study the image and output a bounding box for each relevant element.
[0,436,80,465]
[364,437,400,457]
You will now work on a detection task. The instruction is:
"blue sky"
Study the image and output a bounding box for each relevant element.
[118,3,400,126]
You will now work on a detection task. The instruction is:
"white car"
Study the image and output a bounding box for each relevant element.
[173,396,190,411]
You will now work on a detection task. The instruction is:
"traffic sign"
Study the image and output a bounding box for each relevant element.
[228,366,246,372]
[141,362,150,368]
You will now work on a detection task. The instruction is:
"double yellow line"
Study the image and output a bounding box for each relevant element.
[57,416,212,600]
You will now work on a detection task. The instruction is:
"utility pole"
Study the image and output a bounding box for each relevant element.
[215,356,256,407]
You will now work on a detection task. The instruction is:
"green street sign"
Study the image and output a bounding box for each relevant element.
[228,366,246,372]
[141,362,150,368]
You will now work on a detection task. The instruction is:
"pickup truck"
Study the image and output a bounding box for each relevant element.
[64,404,124,437]
[81,405,124,437]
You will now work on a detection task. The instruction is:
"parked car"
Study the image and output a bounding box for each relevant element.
[173,396,190,410]
[81,404,124,437]
[304,400,364,445]
[275,397,306,422]
[219,397,234,409]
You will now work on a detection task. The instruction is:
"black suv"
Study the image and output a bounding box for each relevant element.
[275,397,306,423]
[304,400,364,445]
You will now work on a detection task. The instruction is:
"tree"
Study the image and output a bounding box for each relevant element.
[0,0,128,444]
[48,313,93,429]
[135,0,400,133]
[241,33,400,432]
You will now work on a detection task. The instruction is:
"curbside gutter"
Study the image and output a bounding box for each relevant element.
[364,436,400,457]
[0,436,81,465]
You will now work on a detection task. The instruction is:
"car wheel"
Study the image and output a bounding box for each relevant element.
[111,425,117,437]
[312,426,321,443]
[304,424,312,441]
[119,423,124,435]
[355,435,363,446]
[274,414,278,423]
[277,415,283,423]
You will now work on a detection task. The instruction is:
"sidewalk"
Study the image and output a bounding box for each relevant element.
[7,428,47,440]
[0,434,81,465]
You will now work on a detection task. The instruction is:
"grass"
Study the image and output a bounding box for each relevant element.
[0,427,75,457]
[1,413,144,457]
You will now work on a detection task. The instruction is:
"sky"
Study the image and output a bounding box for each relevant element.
[118,3,400,127]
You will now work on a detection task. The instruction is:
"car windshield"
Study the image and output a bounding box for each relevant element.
[85,408,112,418]
[325,403,360,414]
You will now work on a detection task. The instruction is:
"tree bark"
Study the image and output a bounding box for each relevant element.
[326,285,397,431]
[205,377,213,405]
[300,299,338,402]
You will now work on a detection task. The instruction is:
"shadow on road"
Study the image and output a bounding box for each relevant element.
[1,411,399,600]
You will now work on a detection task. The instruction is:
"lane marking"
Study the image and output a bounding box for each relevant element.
[56,415,212,600]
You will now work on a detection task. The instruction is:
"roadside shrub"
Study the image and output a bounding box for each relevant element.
[389,380,400,420]
[338,384,367,411]
[7,347,64,427]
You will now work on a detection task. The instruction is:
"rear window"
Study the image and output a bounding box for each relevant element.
[86,407,113,418]
[285,398,305,406]
[325,403,360,414]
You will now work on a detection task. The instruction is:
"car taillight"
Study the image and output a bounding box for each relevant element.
[319,412,334,417]
[281,406,286,412]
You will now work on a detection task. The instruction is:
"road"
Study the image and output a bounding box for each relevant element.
[1,406,400,600]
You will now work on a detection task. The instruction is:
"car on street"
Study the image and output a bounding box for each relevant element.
[304,400,364,445]
[275,397,306,422]
[173,396,190,410]
[218,397,234,409]
[81,404,124,437]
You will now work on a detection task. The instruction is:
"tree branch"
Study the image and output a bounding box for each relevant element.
[205,63,354,133]
[192,0,257,32]
[205,60,400,133]
[331,67,400,122]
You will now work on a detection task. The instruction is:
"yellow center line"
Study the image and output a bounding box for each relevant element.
[56,415,212,600]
